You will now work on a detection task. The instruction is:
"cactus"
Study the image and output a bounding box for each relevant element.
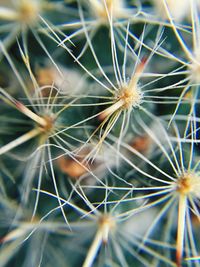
[0,1,200,267]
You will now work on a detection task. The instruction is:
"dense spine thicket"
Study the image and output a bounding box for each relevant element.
[0,1,200,267]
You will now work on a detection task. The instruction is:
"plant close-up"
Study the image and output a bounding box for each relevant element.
[0,1,200,267]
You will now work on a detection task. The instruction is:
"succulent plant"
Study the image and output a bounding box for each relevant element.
[0,1,200,267]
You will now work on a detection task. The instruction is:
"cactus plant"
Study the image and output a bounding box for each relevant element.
[0,1,200,267]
